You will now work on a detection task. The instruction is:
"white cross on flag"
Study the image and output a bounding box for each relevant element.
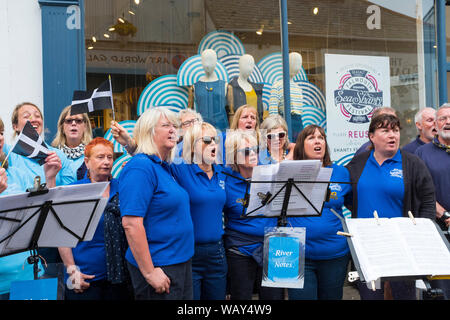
[11,121,50,165]
[71,78,114,115]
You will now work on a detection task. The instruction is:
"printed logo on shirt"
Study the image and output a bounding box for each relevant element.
[219,180,225,190]
[390,168,403,179]
[329,183,342,192]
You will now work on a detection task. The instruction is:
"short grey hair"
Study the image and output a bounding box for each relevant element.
[178,108,203,122]
[414,107,436,124]
[260,114,290,150]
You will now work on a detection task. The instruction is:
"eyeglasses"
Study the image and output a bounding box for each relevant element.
[267,132,286,140]
[181,118,199,127]
[64,118,85,125]
[196,136,219,144]
[237,146,259,156]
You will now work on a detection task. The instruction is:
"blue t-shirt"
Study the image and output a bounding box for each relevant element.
[415,140,450,211]
[171,163,226,244]
[288,164,351,260]
[4,144,75,186]
[223,167,278,238]
[356,150,404,218]
[68,178,119,282]
[119,154,194,267]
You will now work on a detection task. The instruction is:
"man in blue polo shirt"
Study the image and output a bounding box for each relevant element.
[402,107,436,154]
[415,104,450,300]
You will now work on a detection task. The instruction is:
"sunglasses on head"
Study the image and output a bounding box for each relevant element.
[237,146,259,156]
[197,136,219,144]
[267,131,286,140]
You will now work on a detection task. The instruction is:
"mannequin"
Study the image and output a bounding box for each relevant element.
[268,52,304,140]
[227,54,264,122]
[188,49,229,132]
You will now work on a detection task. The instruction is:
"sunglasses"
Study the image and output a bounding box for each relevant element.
[267,132,286,140]
[237,146,259,156]
[197,136,219,144]
[64,118,85,125]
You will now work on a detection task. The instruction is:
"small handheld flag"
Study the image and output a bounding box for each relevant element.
[8,121,50,166]
[71,78,114,118]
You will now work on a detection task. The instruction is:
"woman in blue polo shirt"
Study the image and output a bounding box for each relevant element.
[171,122,227,300]
[58,138,131,300]
[223,130,283,300]
[287,125,352,300]
[119,107,194,300]
[346,114,435,300]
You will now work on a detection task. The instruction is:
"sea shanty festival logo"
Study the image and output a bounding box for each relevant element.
[334,69,384,123]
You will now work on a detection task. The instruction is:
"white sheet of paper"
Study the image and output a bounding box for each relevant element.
[246,160,327,217]
[346,217,450,282]
[0,182,109,255]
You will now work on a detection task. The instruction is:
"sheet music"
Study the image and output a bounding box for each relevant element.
[246,160,326,217]
[346,217,450,282]
[0,182,109,256]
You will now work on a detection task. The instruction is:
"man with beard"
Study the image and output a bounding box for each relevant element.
[415,103,450,300]
[402,107,437,154]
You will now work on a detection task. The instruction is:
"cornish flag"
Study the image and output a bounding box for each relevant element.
[11,121,50,165]
[71,78,114,115]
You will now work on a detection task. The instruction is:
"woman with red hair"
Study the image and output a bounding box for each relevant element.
[58,137,132,300]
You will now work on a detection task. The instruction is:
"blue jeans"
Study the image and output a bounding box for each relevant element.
[288,254,350,300]
[192,241,227,300]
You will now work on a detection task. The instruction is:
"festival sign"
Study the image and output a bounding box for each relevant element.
[325,54,390,163]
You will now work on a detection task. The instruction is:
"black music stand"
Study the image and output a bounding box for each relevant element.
[0,180,109,280]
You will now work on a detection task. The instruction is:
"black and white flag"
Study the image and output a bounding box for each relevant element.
[10,121,50,165]
[71,78,114,116]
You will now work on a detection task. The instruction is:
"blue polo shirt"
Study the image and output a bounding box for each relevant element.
[287,164,351,260]
[356,150,404,218]
[171,163,226,244]
[4,144,75,186]
[68,178,119,282]
[223,167,278,237]
[415,140,450,211]
[119,153,194,268]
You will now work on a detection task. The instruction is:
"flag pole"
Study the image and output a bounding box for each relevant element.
[109,75,116,122]
[1,140,16,168]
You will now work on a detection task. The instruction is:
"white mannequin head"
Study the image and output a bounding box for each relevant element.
[239,54,255,80]
[289,52,302,79]
[201,49,217,76]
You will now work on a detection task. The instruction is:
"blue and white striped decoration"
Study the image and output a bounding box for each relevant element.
[301,105,327,130]
[257,52,308,85]
[137,75,188,116]
[112,153,132,178]
[177,54,229,86]
[219,54,264,84]
[262,82,272,114]
[197,31,245,58]
[334,153,354,166]
[104,120,136,153]
[295,80,326,112]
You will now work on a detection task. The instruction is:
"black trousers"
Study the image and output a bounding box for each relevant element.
[127,260,193,300]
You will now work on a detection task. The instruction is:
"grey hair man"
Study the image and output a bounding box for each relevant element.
[402,107,436,154]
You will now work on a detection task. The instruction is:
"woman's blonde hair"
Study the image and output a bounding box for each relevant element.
[225,129,258,172]
[260,114,290,151]
[133,107,179,162]
[51,105,92,148]
[182,122,217,164]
